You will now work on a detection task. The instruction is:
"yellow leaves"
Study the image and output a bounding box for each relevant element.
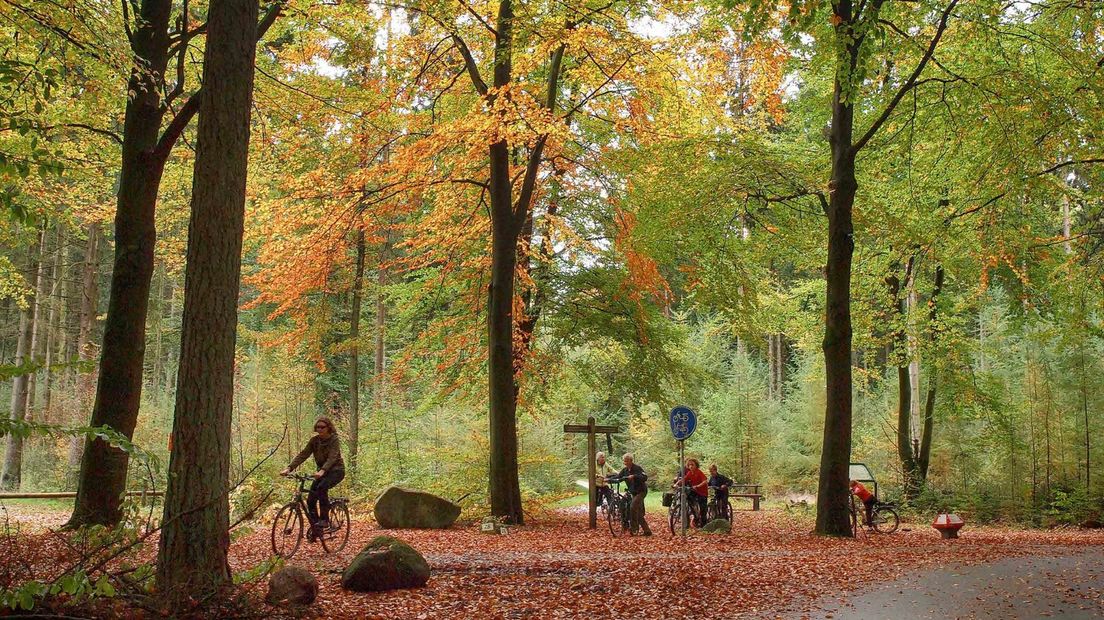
[829,13,844,27]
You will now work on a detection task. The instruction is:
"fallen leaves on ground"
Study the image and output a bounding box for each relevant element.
[4,507,1103,619]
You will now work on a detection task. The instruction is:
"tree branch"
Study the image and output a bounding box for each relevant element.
[1037,158,1104,177]
[152,1,284,161]
[452,35,488,95]
[853,0,959,152]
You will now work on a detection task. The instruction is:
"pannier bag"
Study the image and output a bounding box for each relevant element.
[662,491,674,507]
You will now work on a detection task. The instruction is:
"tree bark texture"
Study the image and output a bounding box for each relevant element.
[155,0,258,599]
[347,229,366,476]
[68,223,101,478]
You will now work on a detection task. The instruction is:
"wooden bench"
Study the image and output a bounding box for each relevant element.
[733,493,763,510]
[731,484,763,511]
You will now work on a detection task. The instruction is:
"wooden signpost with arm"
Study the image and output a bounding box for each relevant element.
[563,416,620,529]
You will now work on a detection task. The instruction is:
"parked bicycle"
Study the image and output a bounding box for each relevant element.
[706,486,733,522]
[271,473,350,558]
[606,479,635,537]
[848,492,900,535]
[667,485,703,535]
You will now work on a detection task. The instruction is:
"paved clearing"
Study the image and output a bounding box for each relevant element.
[803,545,1104,620]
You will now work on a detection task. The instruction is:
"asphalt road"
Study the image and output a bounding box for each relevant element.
[802,546,1104,619]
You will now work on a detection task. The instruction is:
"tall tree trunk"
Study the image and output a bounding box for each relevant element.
[347,230,366,476]
[67,0,173,528]
[487,137,524,523]
[58,230,73,402]
[68,0,281,529]
[812,0,954,535]
[373,247,386,418]
[68,223,101,483]
[454,0,564,525]
[815,5,859,535]
[888,259,918,497]
[917,264,944,481]
[1,234,37,490]
[26,224,49,416]
[43,226,66,420]
[156,0,258,599]
[2,231,46,489]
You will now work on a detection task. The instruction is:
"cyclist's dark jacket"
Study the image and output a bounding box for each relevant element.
[290,434,345,473]
[616,464,648,495]
[708,473,733,490]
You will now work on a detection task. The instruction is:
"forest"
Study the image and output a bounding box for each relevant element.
[0,0,1102,616]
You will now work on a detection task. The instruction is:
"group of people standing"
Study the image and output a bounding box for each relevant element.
[674,457,734,526]
[594,452,736,534]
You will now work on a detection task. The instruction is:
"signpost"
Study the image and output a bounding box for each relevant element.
[564,416,621,529]
[669,406,697,537]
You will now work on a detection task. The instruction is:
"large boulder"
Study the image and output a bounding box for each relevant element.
[373,486,461,529]
[265,566,318,606]
[341,536,430,592]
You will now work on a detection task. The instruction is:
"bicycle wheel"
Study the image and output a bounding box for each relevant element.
[668,503,678,535]
[872,506,900,534]
[271,503,304,558]
[724,500,733,521]
[706,501,719,523]
[321,501,351,553]
[607,498,622,537]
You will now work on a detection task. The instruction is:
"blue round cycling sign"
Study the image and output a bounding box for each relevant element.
[669,405,697,440]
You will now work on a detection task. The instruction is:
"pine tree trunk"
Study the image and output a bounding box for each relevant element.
[156,0,257,599]
[26,224,49,417]
[58,230,73,402]
[1,240,36,491]
[347,230,366,476]
[68,223,101,480]
[67,0,173,528]
[43,226,65,420]
[2,230,46,488]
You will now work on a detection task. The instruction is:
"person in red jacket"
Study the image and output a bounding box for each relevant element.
[676,458,709,527]
[850,479,875,525]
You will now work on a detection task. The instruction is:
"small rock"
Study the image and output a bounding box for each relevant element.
[265,566,318,606]
[701,519,732,534]
[341,536,430,592]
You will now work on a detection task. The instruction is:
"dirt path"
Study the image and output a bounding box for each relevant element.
[800,545,1104,619]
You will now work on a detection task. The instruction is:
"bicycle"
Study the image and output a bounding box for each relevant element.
[848,492,900,535]
[668,485,704,535]
[706,486,733,522]
[271,473,350,558]
[605,480,635,537]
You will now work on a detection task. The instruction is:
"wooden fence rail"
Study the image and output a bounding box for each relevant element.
[0,491,163,500]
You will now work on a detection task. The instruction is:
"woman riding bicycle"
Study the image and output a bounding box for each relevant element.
[281,417,345,537]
